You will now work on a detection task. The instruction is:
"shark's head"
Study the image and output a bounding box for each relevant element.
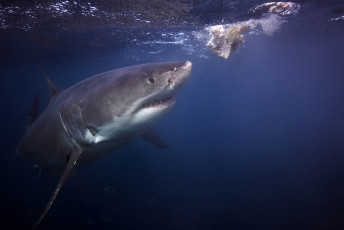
[79,61,192,143]
[120,61,191,116]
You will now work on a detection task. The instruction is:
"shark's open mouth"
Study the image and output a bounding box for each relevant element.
[140,96,175,110]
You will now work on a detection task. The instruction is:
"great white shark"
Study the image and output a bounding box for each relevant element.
[17,61,192,229]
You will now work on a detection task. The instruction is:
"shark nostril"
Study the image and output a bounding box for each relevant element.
[148,77,154,84]
[167,78,172,84]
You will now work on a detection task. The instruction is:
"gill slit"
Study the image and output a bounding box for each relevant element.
[59,111,80,151]
[79,105,94,137]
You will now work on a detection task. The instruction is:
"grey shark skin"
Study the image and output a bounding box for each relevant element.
[17,61,192,229]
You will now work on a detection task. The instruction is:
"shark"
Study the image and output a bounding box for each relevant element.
[17,61,192,229]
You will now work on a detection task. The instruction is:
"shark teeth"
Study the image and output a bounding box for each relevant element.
[141,96,174,109]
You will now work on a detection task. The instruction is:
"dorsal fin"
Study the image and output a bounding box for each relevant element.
[26,95,39,128]
[31,149,83,230]
[39,66,61,99]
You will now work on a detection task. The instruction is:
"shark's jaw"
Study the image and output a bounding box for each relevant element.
[130,95,176,130]
[133,95,176,116]
[139,96,175,110]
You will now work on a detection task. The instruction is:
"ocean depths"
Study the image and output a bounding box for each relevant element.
[1,0,344,230]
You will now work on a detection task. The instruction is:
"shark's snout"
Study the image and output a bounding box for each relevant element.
[183,61,192,70]
[167,61,192,90]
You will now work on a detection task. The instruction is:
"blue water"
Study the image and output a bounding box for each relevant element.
[1,1,344,230]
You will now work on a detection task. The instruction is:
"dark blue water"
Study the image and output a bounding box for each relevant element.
[1,1,344,230]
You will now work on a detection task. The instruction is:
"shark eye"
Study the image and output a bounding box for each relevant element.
[148,77,155,84]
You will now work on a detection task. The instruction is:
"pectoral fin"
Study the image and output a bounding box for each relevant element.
[141,129,169,149]
[32,149,83,230]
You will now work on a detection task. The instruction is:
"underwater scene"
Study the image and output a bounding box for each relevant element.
[1,1,344,230]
